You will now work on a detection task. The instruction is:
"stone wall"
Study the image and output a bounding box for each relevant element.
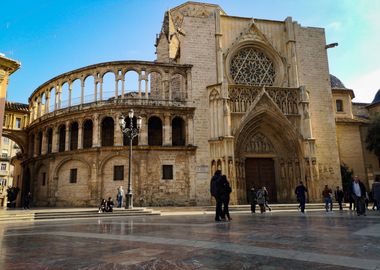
[295,25,341,198]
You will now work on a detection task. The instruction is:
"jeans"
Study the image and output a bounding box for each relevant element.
[324,197,332,211]
[117,196,123,208]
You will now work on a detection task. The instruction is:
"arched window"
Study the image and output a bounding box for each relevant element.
[123,116,138,146]
[58,125,66,152]
[70,122,79,150]
[83,120,93,149]
[230,46,275,86]
[46,128,53,154]
[172,117,186,146]
[101,117,114,146]
[37,131,43,155]
[148,116,162,146]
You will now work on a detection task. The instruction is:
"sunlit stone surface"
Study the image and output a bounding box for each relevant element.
[1,211,380,269]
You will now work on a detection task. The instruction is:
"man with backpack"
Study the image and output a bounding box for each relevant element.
[210,170,223,221]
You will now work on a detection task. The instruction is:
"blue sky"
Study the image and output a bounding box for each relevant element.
[1,0,379,103]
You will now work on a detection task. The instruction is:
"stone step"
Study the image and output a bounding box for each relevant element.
[0,208,160,222]
[205,203,329,212]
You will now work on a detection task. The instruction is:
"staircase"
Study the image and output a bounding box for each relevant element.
[0,208,160,223]
[205,203,328,212]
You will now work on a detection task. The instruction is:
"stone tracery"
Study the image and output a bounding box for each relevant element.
[230,47,276,86]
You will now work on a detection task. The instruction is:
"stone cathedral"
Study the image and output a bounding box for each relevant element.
[4,2,380,207]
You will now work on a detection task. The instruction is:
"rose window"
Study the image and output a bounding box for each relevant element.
[230,47,276,86]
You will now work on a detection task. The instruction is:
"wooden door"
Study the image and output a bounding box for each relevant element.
[245,158,277,202]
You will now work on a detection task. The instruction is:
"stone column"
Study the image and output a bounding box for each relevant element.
[186,69,192,101]
[65,121,70,151]
[37,96,42,118]
[78,121,83,150]
[81,79,85,104]
[45,91,50,114]
[121,79,125,99]
[163,114,171,146]
[115,79,119,98]
[168,73,172,100]
[99,78,103,101]
[57,86,62,109]
[68,82,72,107]
[145,79,149,98]
[139,115,148,146]
[94,80,98,102]
[93,114,100,147]
[114,113,123,146]
[187,115,194,146]
[33,133,38,157]
[41,129,47,155]
[138,74,142,98]
[52,126,59,153]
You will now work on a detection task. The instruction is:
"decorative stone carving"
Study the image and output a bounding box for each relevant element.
[230,47,276,86]
[245,132,274,153]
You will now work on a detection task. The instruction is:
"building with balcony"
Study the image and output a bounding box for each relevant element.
[3,2,380,207]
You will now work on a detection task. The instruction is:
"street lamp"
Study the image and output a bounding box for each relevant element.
[118,109,142,209]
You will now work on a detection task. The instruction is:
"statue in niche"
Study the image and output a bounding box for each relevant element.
[280,159,286,179]
[228,160,234,179]
[295,160,301,181]
[246,133,274,153]
[305,159,311,181]
[288,161,294,181]
[312,160,319,180]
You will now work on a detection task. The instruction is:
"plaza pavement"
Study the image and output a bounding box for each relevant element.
[0,209,379,269]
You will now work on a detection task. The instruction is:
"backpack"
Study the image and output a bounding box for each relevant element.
[256,190,264,203]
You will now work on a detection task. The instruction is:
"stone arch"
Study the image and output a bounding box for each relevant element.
[53,157,92,179]
[1,130,27,154]
[234,91,304,202]
[172,116,186,146]
[98,153,139,202]
[53,157,92,206]
[101,116,114,146]
[148,116,163,146]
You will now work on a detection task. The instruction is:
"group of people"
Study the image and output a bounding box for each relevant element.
[210,170,232,221]
[98,186,125,213]
[295,176,380,216]
[98,197,114,213]
[249,186,271,213]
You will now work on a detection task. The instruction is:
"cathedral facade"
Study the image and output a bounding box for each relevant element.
[4,2,380,207]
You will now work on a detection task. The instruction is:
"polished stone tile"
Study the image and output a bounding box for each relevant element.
[0,211,379,269]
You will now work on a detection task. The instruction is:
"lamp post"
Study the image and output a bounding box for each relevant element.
[118,109,142,209]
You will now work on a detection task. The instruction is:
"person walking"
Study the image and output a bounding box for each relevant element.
[210,170,223,221]
[117,186,124,208]
[322,185,333,212]
[220,175,232,221]
[262,186,272,212]
[349,176,367,216]
[334,186,344,211]
[295,181,308,213]
[23,191,32,210]
[256,187,266,213]
[250,187,257,213]
[372,177,380,211]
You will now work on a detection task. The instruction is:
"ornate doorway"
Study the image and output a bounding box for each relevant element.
[245,158,277,202]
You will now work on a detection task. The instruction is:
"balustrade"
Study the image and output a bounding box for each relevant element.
[28,61,192,123]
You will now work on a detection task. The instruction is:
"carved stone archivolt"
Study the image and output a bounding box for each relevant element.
[244,132,274,153]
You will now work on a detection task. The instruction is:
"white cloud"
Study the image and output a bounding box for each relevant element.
[346,68,380,103]
[326,21,342,31]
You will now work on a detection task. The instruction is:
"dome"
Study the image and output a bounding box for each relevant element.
[371,89,380,105]
[330,74,346,88]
